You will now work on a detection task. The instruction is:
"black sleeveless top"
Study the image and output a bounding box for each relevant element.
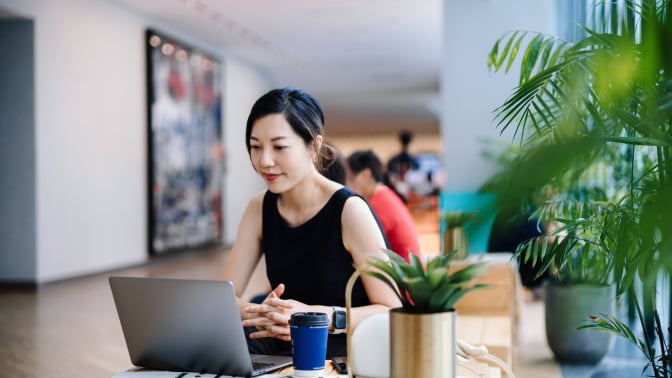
[261,187,370,307]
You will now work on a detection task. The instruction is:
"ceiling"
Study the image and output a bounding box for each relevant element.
[109,0,442,134]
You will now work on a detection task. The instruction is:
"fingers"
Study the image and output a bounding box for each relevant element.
[247,285,293,312]
[244,283,292,342]
[248,324,291,340]
[263,283,285,303]
[271,283,285,298]
[244,316,276,327]
[244,299,292,314]
[264,297,294,309]
[242,309,289,327]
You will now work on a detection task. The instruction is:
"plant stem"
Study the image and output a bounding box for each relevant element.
[632,286,660,377]
[653,298,669,377]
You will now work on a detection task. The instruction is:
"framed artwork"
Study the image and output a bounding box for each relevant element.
[146,29,224,254]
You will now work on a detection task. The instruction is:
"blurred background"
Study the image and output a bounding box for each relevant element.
[0,0,561,284]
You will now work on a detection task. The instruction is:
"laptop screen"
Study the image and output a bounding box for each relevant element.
[109,276,291,377]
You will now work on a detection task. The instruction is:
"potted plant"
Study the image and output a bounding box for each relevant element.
[485,0,672,375]
[440,210,477,259]
[363,249,487,378]
[516,196,617,363]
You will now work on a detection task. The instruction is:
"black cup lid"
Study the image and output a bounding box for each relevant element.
[289,312,330,326]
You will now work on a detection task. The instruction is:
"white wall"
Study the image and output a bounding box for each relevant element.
[441,0,551,191]
[0,0,270,283]
[222,63,269,245]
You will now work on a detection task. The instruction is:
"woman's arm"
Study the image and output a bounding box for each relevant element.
[221,191,266,316]
[340,195,402,328]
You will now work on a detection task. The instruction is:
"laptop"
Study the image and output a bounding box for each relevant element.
[109,276,293,377]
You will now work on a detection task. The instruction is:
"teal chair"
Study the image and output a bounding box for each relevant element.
[438,191,498,254]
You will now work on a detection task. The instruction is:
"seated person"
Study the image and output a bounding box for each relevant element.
[386,130,420,203]
[345,150,422,262]
[488,207,550,295]
[221,88,400,358]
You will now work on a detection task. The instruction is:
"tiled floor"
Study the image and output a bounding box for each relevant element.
[515,295,563,378]
[516,288,657,378]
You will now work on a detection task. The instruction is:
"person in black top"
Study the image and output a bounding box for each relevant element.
[386,130,419,203]
[221,87,400,357]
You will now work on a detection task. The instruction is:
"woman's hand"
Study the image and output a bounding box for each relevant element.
[243,283,313,341]
[243,284,320,341]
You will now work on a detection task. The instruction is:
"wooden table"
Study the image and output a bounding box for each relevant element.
[274,360,340,376]
[274,359,500,377]
[121,358,500,377]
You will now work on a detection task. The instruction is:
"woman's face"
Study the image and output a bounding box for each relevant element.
[249,113,318,192]
[346,166,369,195]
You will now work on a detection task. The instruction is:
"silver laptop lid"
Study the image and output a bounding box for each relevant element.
[109,276,256,377]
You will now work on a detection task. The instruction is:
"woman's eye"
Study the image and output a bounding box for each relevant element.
[275,145,288,150]
[250,145,261,150]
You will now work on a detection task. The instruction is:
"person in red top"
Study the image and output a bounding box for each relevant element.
[345,150,422,262]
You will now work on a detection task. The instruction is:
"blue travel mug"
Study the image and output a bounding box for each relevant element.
[289,312,330,377]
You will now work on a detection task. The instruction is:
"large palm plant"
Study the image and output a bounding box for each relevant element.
[486,1,672,375]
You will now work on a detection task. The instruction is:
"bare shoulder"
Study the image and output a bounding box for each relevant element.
[341,194,386,258]
[342,194,372,217]
[238,190,268,228]
[246,190,267,210]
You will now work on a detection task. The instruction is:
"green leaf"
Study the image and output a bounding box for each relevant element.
[520,34,544,83]
[365,247,487,312]
[447,263,486,284]
[506,32,527,73]
[579,313,648,356]
[426,267,449,287]
[439,284,490,311]
[403,276,432,310]
[427,286,459,312]
[408,252,425,277]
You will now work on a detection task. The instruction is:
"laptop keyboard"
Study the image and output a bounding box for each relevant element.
[252,361,275,370]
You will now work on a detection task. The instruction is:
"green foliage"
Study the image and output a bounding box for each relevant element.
[440,211,477,228]
[579,314,652,369]
[516,199,617,286]
[363,249,488,314]
[486,1,672,376]
[486,0,672,294]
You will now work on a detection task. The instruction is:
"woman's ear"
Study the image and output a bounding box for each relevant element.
[312,135,324,160]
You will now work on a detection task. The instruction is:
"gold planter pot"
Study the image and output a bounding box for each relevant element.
[443,227,468,259]
[390,308,456,378]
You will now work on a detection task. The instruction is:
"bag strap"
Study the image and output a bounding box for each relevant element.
[457,339,516,378]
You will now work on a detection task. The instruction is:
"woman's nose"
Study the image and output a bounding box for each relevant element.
[259,149,274,167]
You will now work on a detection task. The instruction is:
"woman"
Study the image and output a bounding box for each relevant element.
[346,150,422,262]
[221,87,400,357]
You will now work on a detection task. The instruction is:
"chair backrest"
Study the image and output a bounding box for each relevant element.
[439,191,498,254]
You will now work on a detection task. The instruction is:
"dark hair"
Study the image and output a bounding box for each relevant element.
[322,151,347,184]
[246,87,332,171]
[346,150,385,183]
[347,149,409,203]
[399,130,413,147]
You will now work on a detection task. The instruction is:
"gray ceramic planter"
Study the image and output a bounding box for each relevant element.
[544,282,616,364]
